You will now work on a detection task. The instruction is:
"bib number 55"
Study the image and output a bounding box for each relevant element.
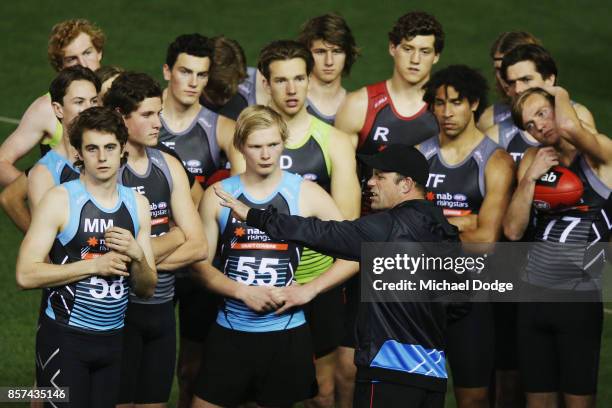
[235,257,279,286]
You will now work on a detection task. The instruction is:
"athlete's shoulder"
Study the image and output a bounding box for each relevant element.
[484,123,501,144]
[22,93,58,131]
[477,105,495,131]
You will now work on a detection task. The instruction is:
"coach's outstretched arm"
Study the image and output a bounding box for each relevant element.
[215,185,394,261]
[16,187,131,289]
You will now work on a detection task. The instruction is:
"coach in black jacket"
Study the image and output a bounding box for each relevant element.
[215,145,461,408]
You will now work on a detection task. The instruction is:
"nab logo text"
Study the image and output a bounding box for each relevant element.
[84,218,114,233]
[426,174,446,188]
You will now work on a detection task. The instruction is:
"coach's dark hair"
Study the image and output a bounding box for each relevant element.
[103,72,162,116]
[68,106,129,155]
[166,33,213,68]
[203,36,248,106]
[501,44,557,83]
[511,87,555,131]
[258,40,314,81]
[388,11,444,53]
[298,13,360,76]
[49,66,101,105]
[423,65,489,122]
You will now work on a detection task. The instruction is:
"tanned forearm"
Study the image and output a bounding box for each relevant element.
[16,260,96,290]
[129,254,157,298]
[503,177,536,241]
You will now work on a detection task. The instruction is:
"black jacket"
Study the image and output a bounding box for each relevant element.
[247,199,461,391]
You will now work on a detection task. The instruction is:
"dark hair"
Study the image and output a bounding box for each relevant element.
[388,11,444,53]
[95,65,124,84]
[103,72,162,116]
[166,33,213,68]
[68,106,129,152]
[49,66,101,105]
[423,65,489,122]
[258,40,314,81]
[203,36,248,106]
[48,19,105,72]
[501,44,557,83]
[297,13,360,76]
[490,31,541,59]
[511,87,555,131]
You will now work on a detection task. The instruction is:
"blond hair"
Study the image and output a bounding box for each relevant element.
[233,105,288,150]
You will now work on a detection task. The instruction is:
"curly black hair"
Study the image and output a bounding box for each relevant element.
[423,65,488,121]
[388,11,444,53]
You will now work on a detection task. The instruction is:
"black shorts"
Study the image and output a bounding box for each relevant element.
[194,323,318,407]
[341,275,360,348]
[36,315,123,408]
[518,301,602,395]
[117,301,176,404]
[174,274,220,342]
[303,285,344,358]
[354,380,445,408]
[445,302,495,388]
[493,302,519,370]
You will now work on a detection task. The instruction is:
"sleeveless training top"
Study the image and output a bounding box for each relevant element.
[419,136,500,216]
[37,149,80,185]
[497,117,539,164]
[216,172,306,332]
[46,180,139,332]
[524,155,612,290]
[118,147,175,304]
[158,106,222,187]
[38,92,63,156]
[357,81,438,214]
[492,102,511,125]
[280,117,334,283]
[306,98,336,125]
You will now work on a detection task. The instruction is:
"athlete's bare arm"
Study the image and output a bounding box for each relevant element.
[16,187,131,289]
[216,115,245,174]
[476,105,495,132]
[154,152,207,270]
[27,164,56,211]
[190,179,204,209]
[0,173,30,232]
[105,193,157,298]
[192,183,282,312]
[299,179,344,221]
[503,147,559,241]
[454,150,515,244]
[573,102,597,133]
[0,95,58,186]
[328,128,360,220]
[334,87,368,149]
[550,87,612,170]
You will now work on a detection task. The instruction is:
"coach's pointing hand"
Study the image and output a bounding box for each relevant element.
[214,185,250,221]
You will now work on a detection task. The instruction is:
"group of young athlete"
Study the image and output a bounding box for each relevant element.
[0,10,611,408]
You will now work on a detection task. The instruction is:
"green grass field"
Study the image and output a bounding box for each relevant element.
[0,1,611,406]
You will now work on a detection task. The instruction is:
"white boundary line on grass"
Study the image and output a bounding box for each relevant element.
[605,308,612,315]
[0,116,20,125]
